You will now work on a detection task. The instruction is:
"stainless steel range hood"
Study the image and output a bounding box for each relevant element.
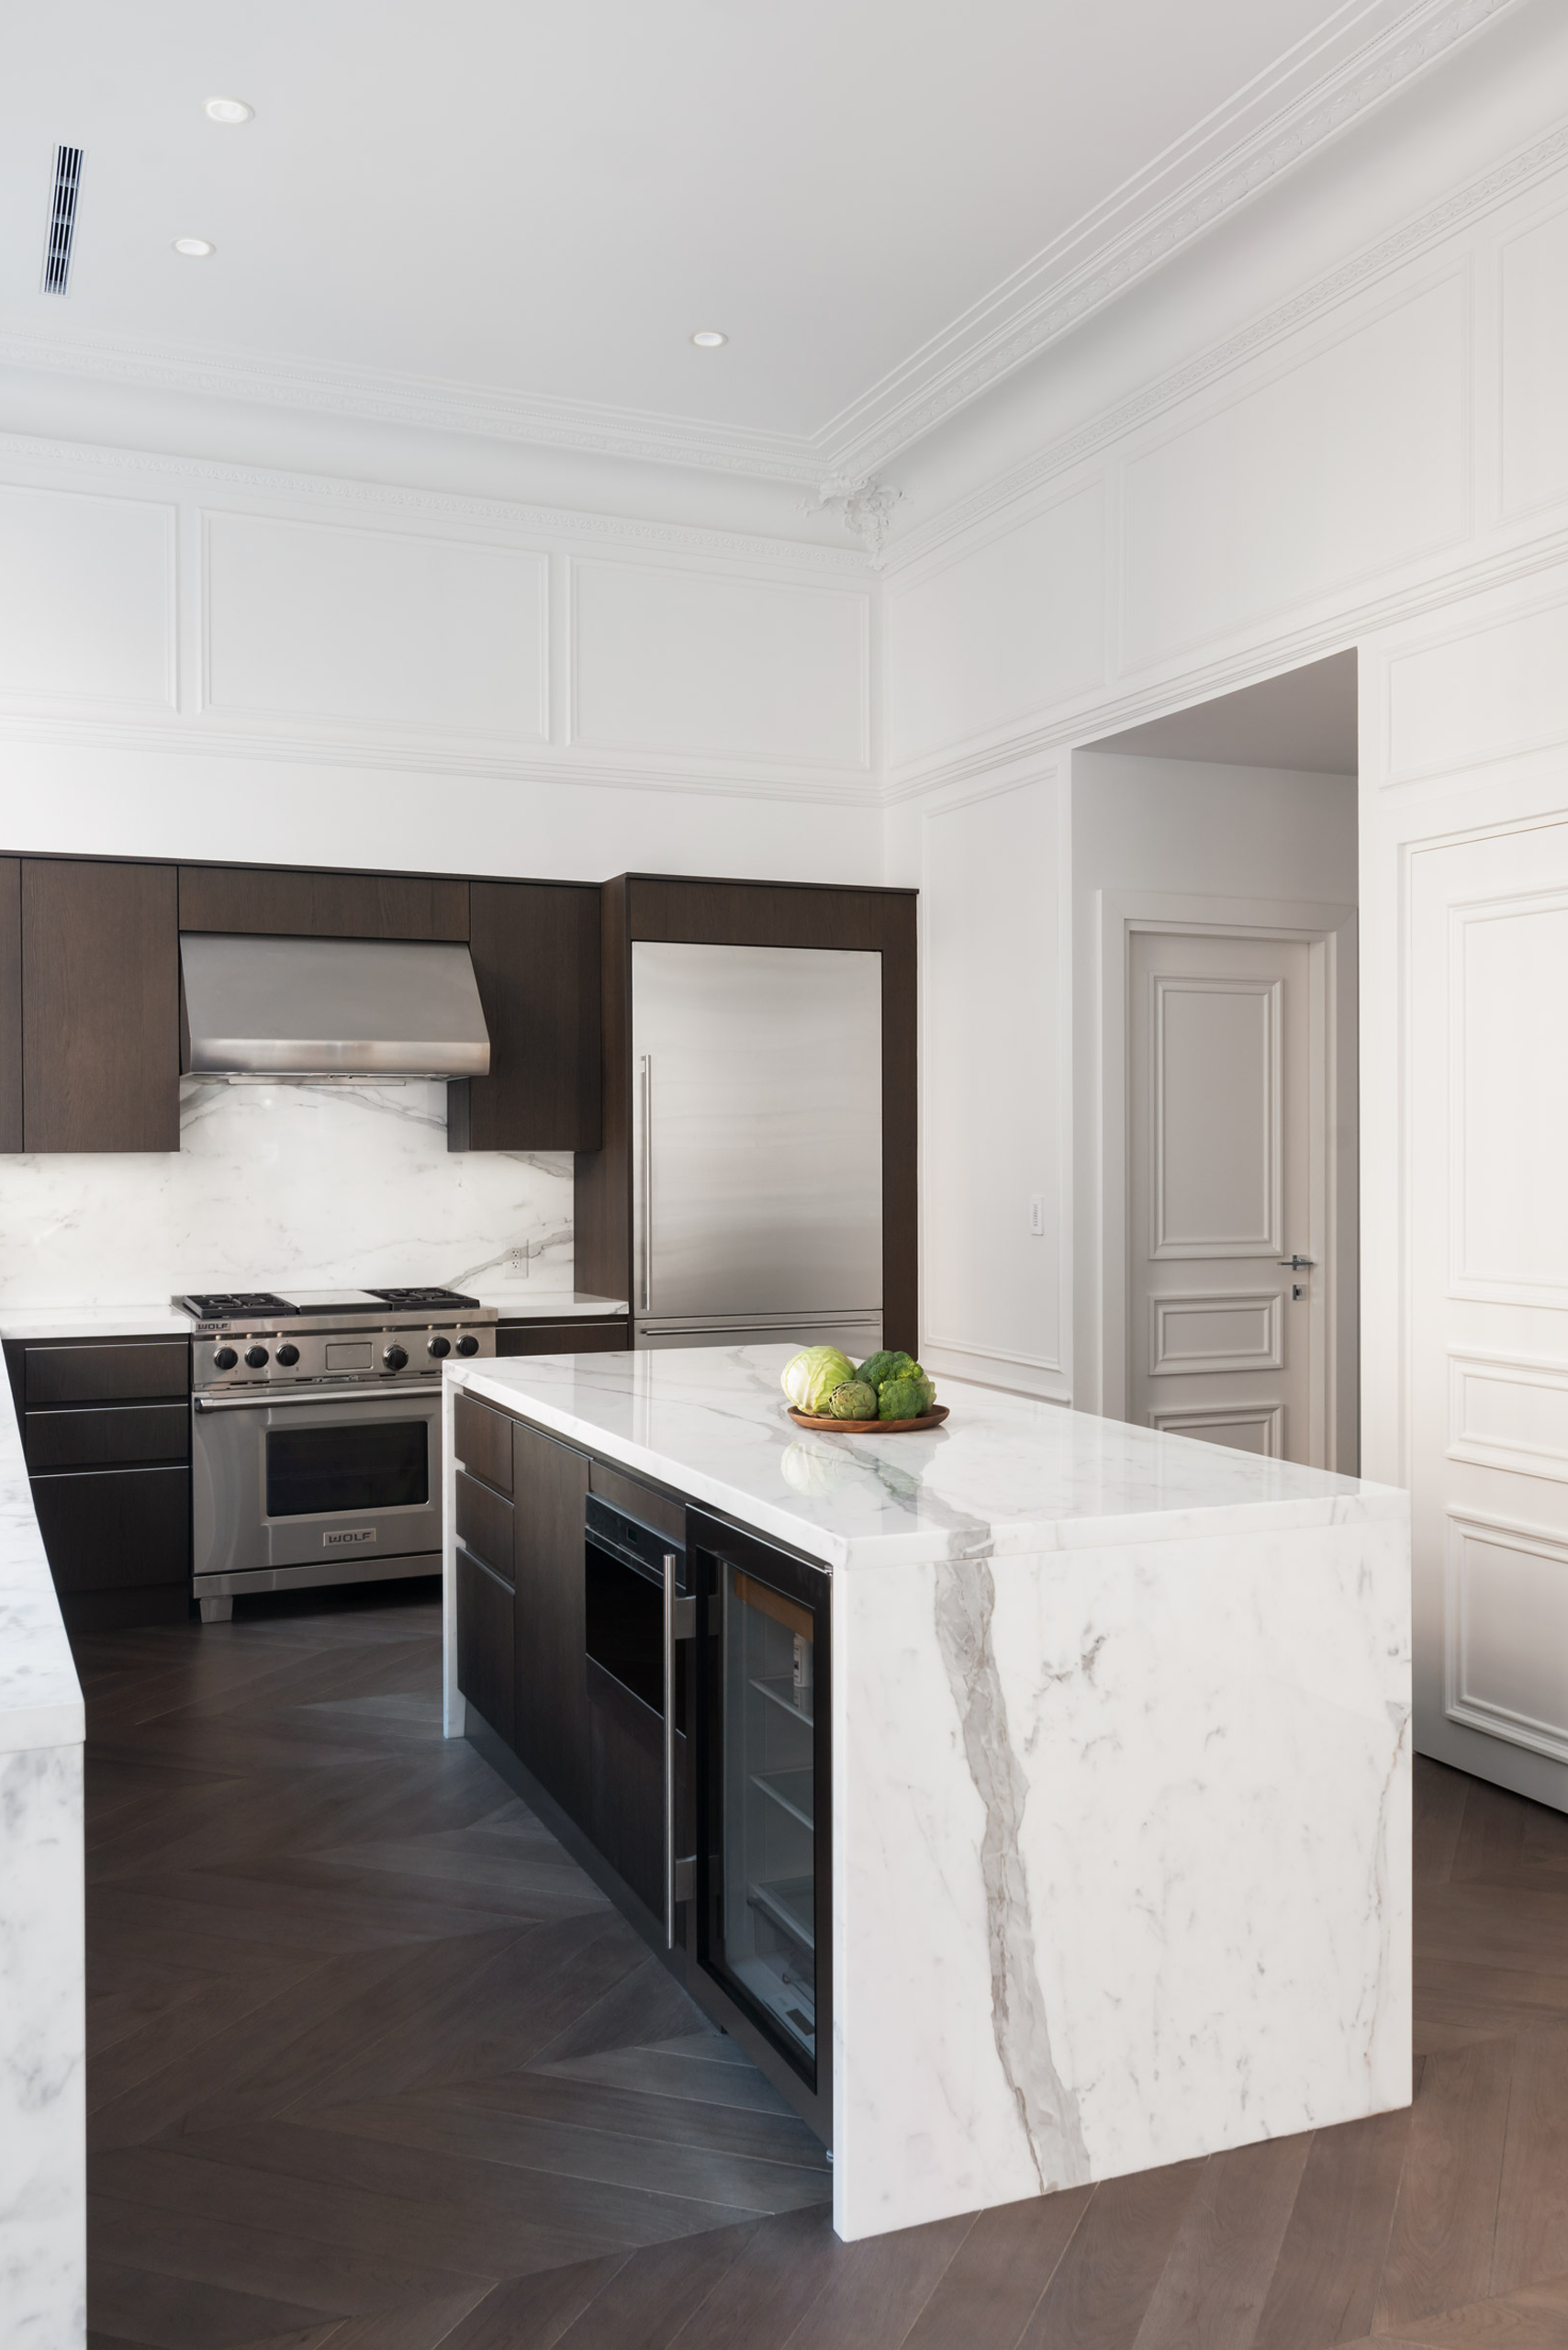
[180,934,490,1080]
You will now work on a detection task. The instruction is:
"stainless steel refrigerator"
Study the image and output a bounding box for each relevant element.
[631,941,883,1355]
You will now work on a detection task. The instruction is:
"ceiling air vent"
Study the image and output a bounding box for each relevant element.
[40,145,84,295]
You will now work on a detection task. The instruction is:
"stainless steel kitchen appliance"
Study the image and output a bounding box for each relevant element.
[630,941,882,1357]
[179,1286,495,1621]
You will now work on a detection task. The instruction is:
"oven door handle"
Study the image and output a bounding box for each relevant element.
[194,1382,441,1412]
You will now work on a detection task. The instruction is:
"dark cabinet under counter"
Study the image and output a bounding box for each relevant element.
[6,1332,193,1633]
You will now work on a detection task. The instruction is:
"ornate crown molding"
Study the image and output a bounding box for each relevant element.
[803,476,904,568]
[0,0,1523,494]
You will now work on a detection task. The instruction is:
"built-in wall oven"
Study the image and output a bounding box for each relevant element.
[185,1287,495,1620]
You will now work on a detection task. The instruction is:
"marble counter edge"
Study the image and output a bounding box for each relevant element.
[0,1384,85,1754]
[447,1363,1408,1573]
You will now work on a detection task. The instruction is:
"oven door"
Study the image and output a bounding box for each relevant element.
[193,1382,442,1592]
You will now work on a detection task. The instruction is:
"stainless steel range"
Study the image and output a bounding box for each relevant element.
[177,1287,497,1622]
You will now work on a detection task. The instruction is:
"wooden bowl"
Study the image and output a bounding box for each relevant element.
[785,1403,949,1435]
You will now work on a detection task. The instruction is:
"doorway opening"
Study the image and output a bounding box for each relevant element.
[1077,649,1359,1471]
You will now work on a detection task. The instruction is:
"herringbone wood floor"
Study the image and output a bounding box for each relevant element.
[76,1583,1568,2350]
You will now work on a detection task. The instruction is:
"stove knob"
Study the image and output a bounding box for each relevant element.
[244,1345,269,1370]
[213,1346,238,1371]
[383,1343,409,1371]
[274,1342,299,1367]
[455,1334,479,1357]
[427,1336,451,1360]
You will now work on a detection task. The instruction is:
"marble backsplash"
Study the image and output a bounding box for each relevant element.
[0,1080,575,1307]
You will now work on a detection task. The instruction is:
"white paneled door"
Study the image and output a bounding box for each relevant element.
[1127,931,1321,1462]
[1408,820,1568,1797]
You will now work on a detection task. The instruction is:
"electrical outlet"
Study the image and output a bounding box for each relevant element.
[508,1247,529,1278]
[1028,1195,1044,1237]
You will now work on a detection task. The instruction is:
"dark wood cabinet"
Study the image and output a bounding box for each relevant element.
[21,860,180,1152]
[496,1318,629,1357]
[575,874,918,1351]
[0,857,20,1153]
[7,1333,192,1633]
[454,1468,514,1583]
[455,1548,515,1747]
[447,881,600,1153]
[454,1390,514,1494]
[178,865,469,940]
[511,1416,592,1827]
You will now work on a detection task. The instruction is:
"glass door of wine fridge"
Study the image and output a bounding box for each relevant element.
[689,1511,830,2117]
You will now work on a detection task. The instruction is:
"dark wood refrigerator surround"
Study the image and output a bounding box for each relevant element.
[574,874,919,1356]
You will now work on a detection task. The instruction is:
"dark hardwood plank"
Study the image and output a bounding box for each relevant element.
[177,866,468,942]
[901,2187,1092,2349]
[88,2253,335,2347]
[1490,2022,1568,2295]
[441,2255,630,2350]
[664,2206,851,2350]
[1414,1758,1473,1886]
[1017,2157,1204,2350]
[23,858,179,1150]
[1250,2108,1412,2350]
[1452,1778,1531,1885]
[772,2210,972,2350]
[1374,2036,1516,2330]
[1120,2133,1313,2350]
[551,2224,756,2349]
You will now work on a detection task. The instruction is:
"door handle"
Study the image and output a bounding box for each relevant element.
[1277,1255,1315,1270]
[640,1055,653,1314]
[662,1551,695,1949]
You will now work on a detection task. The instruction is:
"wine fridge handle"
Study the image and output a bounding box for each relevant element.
[663,1550,678,1950]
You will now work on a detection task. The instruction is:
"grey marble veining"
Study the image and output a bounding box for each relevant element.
[0,1079,579,1308]
[445,1344,1412,2244]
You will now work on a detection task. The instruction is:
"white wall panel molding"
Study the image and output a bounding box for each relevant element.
[0,433,864,576]
[1496,188,1568,527]
[567,557,872,772]
[1383,576,1568,787]
[1148,1402,1284,1456]
[890,109,1568,579]
[1150,974,1284,1260]
[200,510,550,745]
[885,476,1106,767]
[1150,1292,1283,1379]
[0,483,176,717]
[1445,1506,1568,1762]
[1118,265,1472,673]
[0,712,883,807]
[1449,1350,1568,1480]
[919,768,1071,1383]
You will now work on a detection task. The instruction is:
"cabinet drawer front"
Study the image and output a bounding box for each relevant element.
[496,1320,630,1358]
[26,1340,189,1405]
[456,1548,515,1746]
[456,1468,514,1582]
[454,1391,513,1495]
[589,1458,685,1546]
[27,1401,189,1471]
[32,1464,190,1593]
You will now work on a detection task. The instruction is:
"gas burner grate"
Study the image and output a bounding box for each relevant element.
[180,1292,295,1316]
[367,1287,481,1308]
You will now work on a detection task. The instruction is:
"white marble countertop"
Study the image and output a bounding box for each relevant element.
[0,1291,628,1341]
[0,1375,84,1753]
[451,1343,1407,1572]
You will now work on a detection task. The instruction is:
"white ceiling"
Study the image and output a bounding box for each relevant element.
[1090,650,1359,773]
[0,0,1506,481]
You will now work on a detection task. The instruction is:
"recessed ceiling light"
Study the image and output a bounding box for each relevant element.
[173,237,215,257]
[205,96,253,124]
[690,330,727,348]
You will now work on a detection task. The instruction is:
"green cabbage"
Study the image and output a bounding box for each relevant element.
[782,1346,857,1414]
[826,1379,878,1420]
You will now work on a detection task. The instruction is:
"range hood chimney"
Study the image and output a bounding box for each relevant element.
[180,934,491,1080]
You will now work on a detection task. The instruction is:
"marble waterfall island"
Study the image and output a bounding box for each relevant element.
[442,1344,1411,2244]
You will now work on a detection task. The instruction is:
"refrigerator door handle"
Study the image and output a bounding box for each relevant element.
[639,1053,653,1314]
